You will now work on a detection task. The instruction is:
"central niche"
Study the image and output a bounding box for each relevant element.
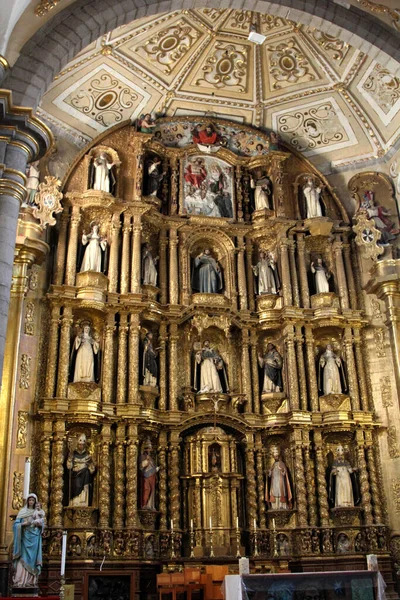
[181,155,235,219]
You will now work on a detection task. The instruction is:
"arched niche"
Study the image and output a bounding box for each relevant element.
[84,145,122,196]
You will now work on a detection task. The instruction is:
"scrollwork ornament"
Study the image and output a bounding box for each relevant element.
[32,176,63,228]
[12,472,24,510]
[387,427,400,459]
[16,411,28,449]
[380,375,393,407]
[352,211,384,261]
[24,301,35,336]
[392,478,400,513]
[19,354,31,389]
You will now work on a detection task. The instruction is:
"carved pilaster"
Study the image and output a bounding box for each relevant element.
[250,330,260,414]
[333,239,349,310]
[170,155,179,215]
[126,425,139,527]
[343,328,360,410]
[44,303,60,398]
[158,431,168,529]
[169,435,181,531]
[271,156,287,218]
[39,420,53,516]
[120,212,131,294]
[159,322,167,411]
[102,312,116,404]
[353,328,369,411]
[159,228,168,304]
[99,424,112,529]
[237,236,248,310]
[114,424,126,529]
[314,431,329,526]
[288,239,300,307]
[56,306,72,398]
[54,210,69,285]
[296,234,310,308]
[305,326,319,411]
[235,165,243,221]
[65,205,81,286]
[241,328,252,409]
[169,227,179,304]
[285,325,299,409]
[245,440,257,526]
[343,240,357,309]
[296,326,307,411]
[292,430,308,526]
[169,323,179,410]
[108,212,121,293]
[116,313,128,404]
[279,239,292,306]
[131,215,142,294]
[356,430,373,526]
[179,230,189,305]
[128,312,140,404]
[246,239,255,311]
[50,420,65,528]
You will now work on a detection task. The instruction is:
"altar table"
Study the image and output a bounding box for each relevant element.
[223,571,384,600]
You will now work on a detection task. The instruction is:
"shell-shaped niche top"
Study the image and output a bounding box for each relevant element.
[86,145,122,197]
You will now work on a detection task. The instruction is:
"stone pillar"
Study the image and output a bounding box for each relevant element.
[296,326,308,411]
[246,239,255,311]
[169,434,181,530]
[116,313,128,404]
[250,330,260,414]
[126,424,139,527]
[355,430,373,526]
[99,424,112,528]
[114,424,126,529]
[159,322,167,411]
[353,327,369,411]
[296,233,310,308]
[288,239,300,307]
[102,312,115,404]
[333,239,349,310]
[305,326,319,411]
[343,239,357,309]
[237,235,248,310]
[169,226,179,304]
[50,420,65,528]
[54,210,69,285]
[120,212,131,294]
[292,430,308,527]
[245,437,257,526]
[241,328,252,409]
[343,327,360,410]
[279,239,292,306]
[65,205,81,286]
[169,323,179,410]
[159,228,168,304]
[285,325,299,409]
[128,312,140,404]
[314,431,330,526]
[56,306,72,398]
[44,303,60,398]
[130,213,142,294]
[108,212,121,293]
[158,431,168,529]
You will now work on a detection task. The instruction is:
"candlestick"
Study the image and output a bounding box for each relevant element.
[61,531,67,576]
[236,516,239,531]
[236,527,241,558]
[253,530,259,558]
[23,457,31,500]
[190,529,195,559]
[209,516,212,532]
[190,518,193,532]
[170,519,174,531]
[253,518,256,531]
[170,530,176,559]
[209,528,215,558]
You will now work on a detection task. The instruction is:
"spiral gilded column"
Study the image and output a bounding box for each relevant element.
[279,239,292,306]
[116,312,128,404]
[296,233,310,308]
[120,212,131,294]
[237,235,248,310]
[241,328,252,410]
[130,213,142,294]
[54,210,69,285]
[356,430,373,526]
[65,205,81,286]
[159,322,167,411]
[169,227,179,304]
[246,239,255,311]
[255,436,266,528]
[128,312,140,404]
[108,212,121,293]
[114,424,126,529]
[39,420,53,516]
[365,439,383,524]
[56,306,72,398]
[353,327,369,411]
[250,330,260,414]
[314,431,329,526]
[292,430,308,526]
[50,420,65,528]
[305,326,319,412]
[343,327,360,410]
[245,440,257,526]
[285,325,299,409]
[305,441,318,526]
[169,435,181,531]
[126,425,139,528]
[159,228,168,305]
[169,323,179,410]
[158,431,168,529]
[288,239,300,307]
[98,424,112,529]
[296,326,308,411]
[44,303,60,398]
[102,312,116,404]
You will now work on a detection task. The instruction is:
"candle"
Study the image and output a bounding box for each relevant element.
[190,519,193,532]
[209,516,212,532]
[253,518,257,531]
[272,518,276,531]
[23,457,31,500]
[236,516,239,530]
[60,531,67,576]
[170,519,174,531]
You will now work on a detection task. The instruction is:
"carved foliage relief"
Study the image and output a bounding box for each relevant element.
[195,41,249,92]
[359,63,400,125]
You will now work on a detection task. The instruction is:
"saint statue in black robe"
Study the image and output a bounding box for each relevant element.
[191,249,223,294]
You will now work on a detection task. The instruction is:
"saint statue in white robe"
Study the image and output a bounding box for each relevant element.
[80,224,107,273]
[310,258,330,294]
[191,249,223,294]
[194,341,228,393]
[142,243,159,286]
[303,178,323,218]
[266,447,292,510]
[329,445,359,508]
[251,174,272,211]
[91,153,115,193]
[252,251,280,295]
[71,325,100,383]
[319,344,346,395]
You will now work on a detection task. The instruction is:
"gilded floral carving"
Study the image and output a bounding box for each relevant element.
[380,375,393,407]
[309,30,349,63]
[195,42,248,91]
[17,411,28,449]
[24,301,35,336]
[388,427,400,459]
[267,39,316,89]
[19,354,31,390]
[392,478,400,513]
[374,328,386,357]
[12,472,24,511]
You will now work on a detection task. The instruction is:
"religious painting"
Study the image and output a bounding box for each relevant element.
[84,572,135,600]
[181,155,234,219]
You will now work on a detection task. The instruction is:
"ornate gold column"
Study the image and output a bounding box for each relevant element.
[116,312,128,404]
[245,437,257,526]
[246,239,255,311]
[279,239,293,306]
[126,424,139,528]
[65,204,81,286]
[314,431,329,526]
[288,238,300,307]
[284,325,299,409]
[159,228,168,304]
[99,424,112,528]
[170,154,179,215]
[296,326,308,411]
[235,166,244,221]
[355,430,373,525]
[296,233,310,308]
[56,305,73,398]
[38,419,53,517]
[255,435,266,528]
[54,210,69,285]
[270,154,289,218]
[169,226,179,304]
[120,212,131,294]
[305,326,319,411]
[179,230,190,305]
[241,328,252,410]
[250,330,260,414]
[342,238,357,309]
[159,322,167,411]
[50,420,65,528]
[343,327,360,410]
[353,327,369,411]
[128,312,140,404]
[333,238,349,310]
[169,433,181,530]
[292,429,308,526]
[169,323,179,410]
[108,212,121,293]
[237,235,248,311]
[364,431,383,524]
[102,312,115,404]
[44,303,60,398]
[305,438,318,526]
[114,424,126,529]
[158,431,168,529]
[130,211,143,294]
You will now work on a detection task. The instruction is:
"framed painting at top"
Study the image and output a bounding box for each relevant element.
[181,155,235,219]
[84,570,135,600]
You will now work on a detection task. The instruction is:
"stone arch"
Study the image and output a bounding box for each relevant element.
[4,0,400,110]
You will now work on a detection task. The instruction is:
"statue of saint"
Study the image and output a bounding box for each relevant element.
[80,223,107,273]
[142,332,158,387]
[250,173,272,211]
[328,445,359,508]
[265,447,292,510]
[142,243,159,286]
[194,341,229,393]
[191,249,223,294]
[258,343,283,393]
[360,190,399,246]
[192,123,220,147]
[252,251,280,295]
[13,494,45,588]
[145,157,164,197]
[318,344,346,395]
[138,113,156,134]
[303,178,323,218]
[310,258,331,294]
[139,439,160,510]
[70,323,100,383]
[25,161,40,207]
[91,152,115,194]
[66,433,96,507]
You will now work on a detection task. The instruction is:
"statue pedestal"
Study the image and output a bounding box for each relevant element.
[65,506,98,528]
[142,284,159,301]
[67,383,101,413]
[195,392,229,413]
[10,586,40,597]
[138,509,159,529]
[192,293,228,307]
[252,208,274,222]
[311,292,339,309]
[140,385,159,408]
[76,271,108,302]
[304,216,333,236]
[330,506,361,526]
[256,294,279,311]
[261,393,286,414]
[267,509,295,528]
